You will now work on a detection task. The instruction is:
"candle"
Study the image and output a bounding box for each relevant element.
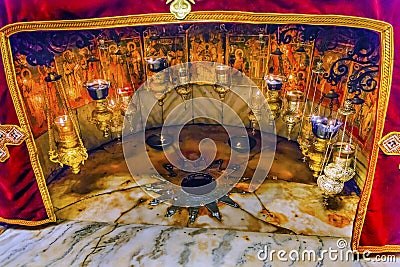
[178,67,190,84]
[265,75,283,91]
[54,115,74,135]
[147,57,167,72]
[108,98,117,109]
[332,142,355,167]
[116,87,133,97]
[84,79,110,100]
[215,65,229,85]
[310,115,343,139]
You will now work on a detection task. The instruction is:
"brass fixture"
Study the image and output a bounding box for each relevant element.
[44,71,88,174]
[84,79,113,137]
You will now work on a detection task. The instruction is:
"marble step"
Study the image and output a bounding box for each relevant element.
[0,220,391,267]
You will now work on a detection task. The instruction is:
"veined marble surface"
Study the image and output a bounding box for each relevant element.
[48,126,359,237]
[1,220,394,267]
[51,177,358,237]
[0,124,387,266]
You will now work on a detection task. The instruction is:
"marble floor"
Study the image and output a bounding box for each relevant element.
[0,125,377,266]
[0,221,397,266]
[47,125,360,238]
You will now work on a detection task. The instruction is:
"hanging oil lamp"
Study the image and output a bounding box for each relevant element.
[282,89,304,140]
[44,69,88,174]
[214,64,231,101]
[317,143,356,195]
[147,57,168,73]
[145,57,173,150]
[116,87,134,115]
[84,79,113,137]
[308,117,342,179]
[83,36,115,138]
[146,57,170,106]
[298,59,326,160]
[330,142,356,180]
[308,115,343,178]
[317,99,357,194]
[316,172,345,195]
[149,72,170,106]
[248,87,264,135]
[317,142,356,193]
[308,88,342,177]
[264,74,283,124]
[174,65,192,101]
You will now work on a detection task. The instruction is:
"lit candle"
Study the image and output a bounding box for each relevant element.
[265,75,283,91]
[147,57,167,72]
[310,115,343,139]
[54,115,74,134]
[116,87,133,97]
[160,134,166,144]
[108,98,117,109]
[84,79,110,100]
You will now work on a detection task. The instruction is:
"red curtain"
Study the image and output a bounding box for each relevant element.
[0,0,399,249]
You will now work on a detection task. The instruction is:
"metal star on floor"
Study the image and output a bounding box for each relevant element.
[144,159,249,223]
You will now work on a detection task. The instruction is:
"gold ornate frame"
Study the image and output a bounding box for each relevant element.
[0,11,394,251]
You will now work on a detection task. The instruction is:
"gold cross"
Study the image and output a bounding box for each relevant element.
[0,124,27,162]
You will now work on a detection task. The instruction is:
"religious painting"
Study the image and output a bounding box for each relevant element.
[143,26,188,78]
[310,29,380,147]
[16,66,47,136]
[187,24,226,82]
[226,25,270,88]
[267,26,314,95]
[98,37,144,94]
[188,24,225,63]
[14,56,65,137]
[54,48,92,108]
[54,32,144,107]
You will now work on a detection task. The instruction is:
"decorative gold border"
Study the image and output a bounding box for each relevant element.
[351,22,394,253]
[0,32,57,226]
[0,11,394,251]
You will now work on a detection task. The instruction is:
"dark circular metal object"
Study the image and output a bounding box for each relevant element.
[181,173,216,195]
[145,133,173,151]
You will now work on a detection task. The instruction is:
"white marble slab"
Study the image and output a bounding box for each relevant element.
[254,180,359,237]
[52,177,358,237]
[0,221,388,267]
[48,126,360,240]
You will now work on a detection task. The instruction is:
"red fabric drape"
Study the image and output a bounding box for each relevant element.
[0,0,399,249]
